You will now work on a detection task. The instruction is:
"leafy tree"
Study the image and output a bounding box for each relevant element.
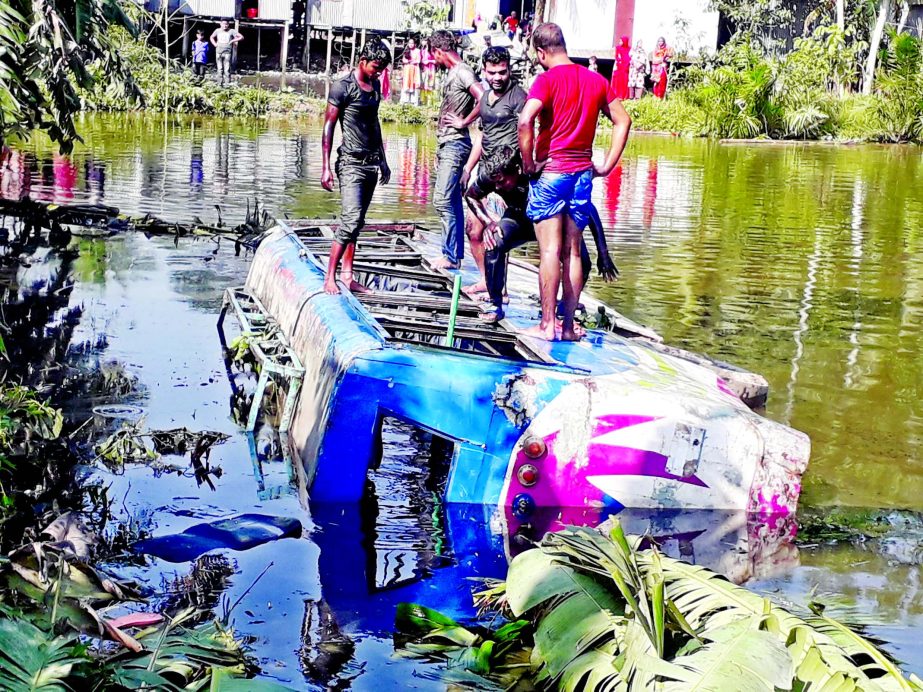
[709,0,796,40]
[402,0,451,34]
[0,0,140,153]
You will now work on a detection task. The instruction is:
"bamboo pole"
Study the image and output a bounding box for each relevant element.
[444,275,462,347]
[163,1,169,115]
[281,22,290,72]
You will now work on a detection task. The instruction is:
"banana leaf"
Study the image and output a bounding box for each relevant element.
[0,618,85,692]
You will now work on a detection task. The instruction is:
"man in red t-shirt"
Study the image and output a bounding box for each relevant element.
[504,11,519,36]
[518,22,631,341]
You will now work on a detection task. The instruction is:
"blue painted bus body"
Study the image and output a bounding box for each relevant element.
[243,224,810,516]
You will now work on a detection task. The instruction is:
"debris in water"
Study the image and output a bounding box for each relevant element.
[0,197,275,250]
[134,513,302,563]
[41,511,97,559]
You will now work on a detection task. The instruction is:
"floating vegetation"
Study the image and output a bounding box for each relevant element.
[92,420,229,489]
[94,419,158,466]
[163,555,237,614]
[0,197,275,251]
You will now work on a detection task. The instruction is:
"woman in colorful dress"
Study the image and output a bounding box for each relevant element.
[400,37,422,105]
[628,40,648,99]
[611,35,631,100]
[420,40,437,105]
[650,37,673,99]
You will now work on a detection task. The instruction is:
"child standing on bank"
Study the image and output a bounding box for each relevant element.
[191,30,209,81]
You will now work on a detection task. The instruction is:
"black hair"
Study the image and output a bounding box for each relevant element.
[532,22,567,53]
[429,29,457,53]
[359,36,392,68]
[482,46,511,67]
[482,145,519,180]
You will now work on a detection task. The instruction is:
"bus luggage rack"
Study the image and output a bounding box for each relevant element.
[217,287,305,433]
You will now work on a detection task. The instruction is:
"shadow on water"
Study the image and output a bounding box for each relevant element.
[3,114,923,684]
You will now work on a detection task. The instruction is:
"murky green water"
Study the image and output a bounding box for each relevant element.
[7,113,922,510]
[4,114,923,684]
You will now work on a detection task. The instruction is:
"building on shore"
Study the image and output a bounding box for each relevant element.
[539,0,719,62]
[143,0,511,75]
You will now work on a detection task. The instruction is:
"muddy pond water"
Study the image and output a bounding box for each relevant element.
[3,114,923,686]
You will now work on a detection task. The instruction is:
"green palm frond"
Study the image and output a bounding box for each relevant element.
[0,618,84,692]
[662,618,794,691]
[805,613,915,690]
[397,521,922,691]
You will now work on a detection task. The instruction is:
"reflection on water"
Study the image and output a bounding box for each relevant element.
[6,115,922,509]
[3,115,923,683]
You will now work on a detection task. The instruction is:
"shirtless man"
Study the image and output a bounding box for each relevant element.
[518,23,631,341]
[466,146,594,324]
[320,38,392,295]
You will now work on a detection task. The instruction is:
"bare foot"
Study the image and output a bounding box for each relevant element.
[323,278,340,295]
[519,323,556,341]
[556,320,586,339]
[432,256,460,270]
[555,320,586,341]
[343,279,370,294]
[463,280,488,295]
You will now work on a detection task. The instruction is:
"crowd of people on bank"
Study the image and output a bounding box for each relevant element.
[597,36,674,100]
[320,23,632,343]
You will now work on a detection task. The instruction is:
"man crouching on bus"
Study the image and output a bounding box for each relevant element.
[321,37,393,294]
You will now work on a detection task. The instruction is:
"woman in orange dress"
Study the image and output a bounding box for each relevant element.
[400,37,422,105]
[651,37,673,99]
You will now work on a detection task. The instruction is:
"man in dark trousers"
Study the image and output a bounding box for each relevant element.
[320,38,392,295]
[429,29,483,269]
[466,146,617,325]
[461,46,527,292]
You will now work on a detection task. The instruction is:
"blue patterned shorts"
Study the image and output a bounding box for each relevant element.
[526,169,594,230]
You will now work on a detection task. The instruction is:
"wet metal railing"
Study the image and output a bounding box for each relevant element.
[217,287,305,433]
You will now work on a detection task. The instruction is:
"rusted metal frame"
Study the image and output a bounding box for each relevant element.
[374,315,522,344]
[220,287,305,434]
[356,292,480,315]
[351,262,455,285]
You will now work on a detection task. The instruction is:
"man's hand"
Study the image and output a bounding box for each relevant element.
[461,167,472,189]
[379,161,391,185]
[523,158,548,179]
[446,113,468,129]
[321,167,335,191]
[592,161,613,178]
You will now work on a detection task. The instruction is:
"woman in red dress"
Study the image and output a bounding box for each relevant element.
[611,35,631,101]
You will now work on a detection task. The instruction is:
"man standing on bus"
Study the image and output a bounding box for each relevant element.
[320,38,393,294]
[518,23,631,341]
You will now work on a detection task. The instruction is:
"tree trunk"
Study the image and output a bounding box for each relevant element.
[534,0,546,24]
[897,1,910,33]
[836,0,846,95]
[863,0,893,95]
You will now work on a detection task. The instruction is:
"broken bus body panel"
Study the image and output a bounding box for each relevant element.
[237,222,810,524]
